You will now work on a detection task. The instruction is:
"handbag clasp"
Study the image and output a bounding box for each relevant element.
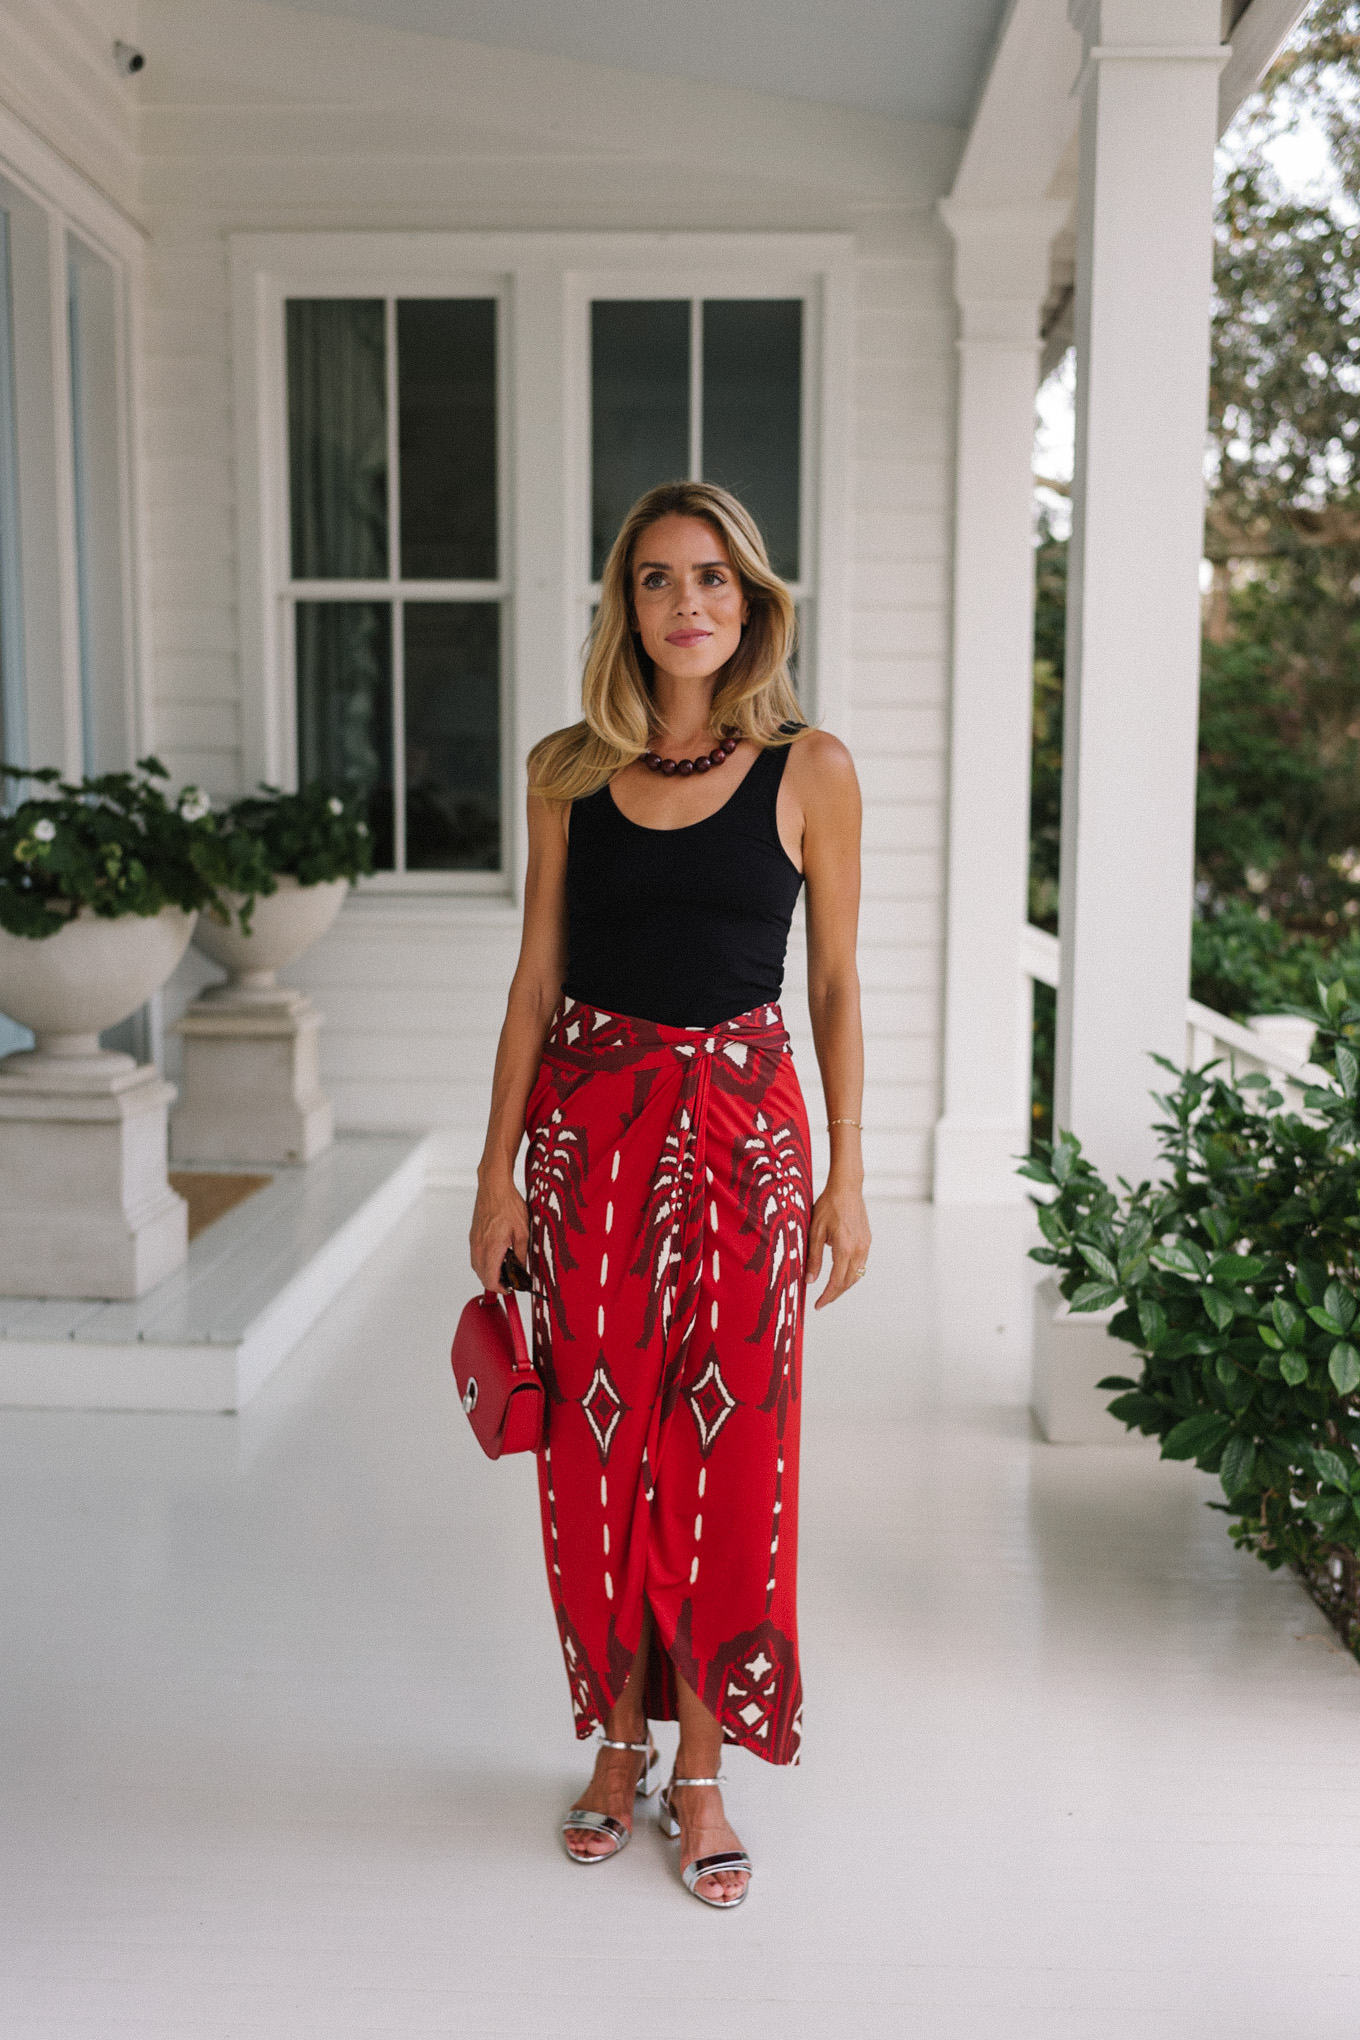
[462,1377,478,1414]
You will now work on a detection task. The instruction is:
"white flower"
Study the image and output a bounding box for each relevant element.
[178,788,211,823]
[327,796,344,816]
[356,821,369,837]
[32,817,57,843]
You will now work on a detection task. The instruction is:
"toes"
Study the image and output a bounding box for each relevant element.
[565,1827,610,1857]
[695,1870,748,1902]
[697,1868,750,1901]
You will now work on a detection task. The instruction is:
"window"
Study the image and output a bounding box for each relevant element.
[0,144,140,1056]
[0,161,138,791]
[591,297,802,581]
[587,291,807,697]
[0,204,24,770]
[588,295,809,694]
[67,235,129,778]
[235,234,852,900]
[283,294,505,875]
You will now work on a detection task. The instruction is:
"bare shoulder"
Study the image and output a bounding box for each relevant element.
[783,728,859,805]
[526,781,570,851]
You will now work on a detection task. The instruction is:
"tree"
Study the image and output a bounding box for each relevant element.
[1031,0,1360,950]
[1028,511,1066,932]
[1198,0,1360,932]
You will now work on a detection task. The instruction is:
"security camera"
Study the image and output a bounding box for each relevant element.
[113,40,145,76]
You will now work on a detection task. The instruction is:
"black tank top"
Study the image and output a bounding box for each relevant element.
[563,743,804,1028]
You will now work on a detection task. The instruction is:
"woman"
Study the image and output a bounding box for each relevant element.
[469,479,870,1909]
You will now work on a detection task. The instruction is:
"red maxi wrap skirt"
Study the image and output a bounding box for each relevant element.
[525,996,811,1765]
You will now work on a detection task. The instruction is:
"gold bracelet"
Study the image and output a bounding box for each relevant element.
[827,1118,862,1130]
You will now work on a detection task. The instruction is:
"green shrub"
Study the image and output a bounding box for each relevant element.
[1191,898,1360,1021]
[1031,980,1056,1150]
[0,759,270,941]
[221,783,374,889]
[1024,977,1360,1654]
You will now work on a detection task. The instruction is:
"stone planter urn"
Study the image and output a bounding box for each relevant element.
[172,875,349,1166]
[0,905,196,1299]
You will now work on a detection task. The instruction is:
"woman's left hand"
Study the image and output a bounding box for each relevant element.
[807,1178,872,1310]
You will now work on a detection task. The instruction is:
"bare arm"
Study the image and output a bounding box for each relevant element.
[786,731,873,1310]
[468,792,569,1290]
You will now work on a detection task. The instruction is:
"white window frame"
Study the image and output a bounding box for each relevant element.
[271,278,511,891]
[232,232,853,905]
[572,276,824,712]
[0,105,145,785]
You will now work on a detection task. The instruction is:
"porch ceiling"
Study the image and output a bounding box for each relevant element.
[255,0,1010,125]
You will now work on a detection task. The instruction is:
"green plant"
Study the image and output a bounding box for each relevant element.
[1195,614,1360,932]
[1031,980,1056,1150]
[0,759,270,941]
[1023,979,1360,1655]
[1028,511,1066,934]
[1191,899,1360,1021]
[221,782,374,888]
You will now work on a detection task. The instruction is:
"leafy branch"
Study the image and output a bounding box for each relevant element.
[1023,980,1360,1651]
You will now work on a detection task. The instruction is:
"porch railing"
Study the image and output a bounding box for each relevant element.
[1020,923,1320,1112]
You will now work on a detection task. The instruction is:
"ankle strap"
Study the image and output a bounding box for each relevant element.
[669,1773,724,1788]
[599,1736,651,1754]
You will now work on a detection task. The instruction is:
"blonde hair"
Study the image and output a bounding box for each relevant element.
[528,480,804,804]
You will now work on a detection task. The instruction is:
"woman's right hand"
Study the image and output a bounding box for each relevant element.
[469,1172,530,1292]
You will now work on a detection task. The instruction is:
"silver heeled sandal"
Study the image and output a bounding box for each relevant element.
[657,1771,753,1909]
[561,1734,660,1864]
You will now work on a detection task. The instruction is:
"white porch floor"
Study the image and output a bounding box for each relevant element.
[2,1192,1359,2038]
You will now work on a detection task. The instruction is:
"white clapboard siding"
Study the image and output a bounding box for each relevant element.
[126,0,957,1199]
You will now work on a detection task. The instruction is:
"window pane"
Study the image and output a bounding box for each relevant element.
[702,299,802,582]
[398,299,497,582]
[403,601,500,871]
[295,601,393,867]
[591,300,689,580]
[68,238,126,777]
[287,300,387,580]
[0,209,24,771]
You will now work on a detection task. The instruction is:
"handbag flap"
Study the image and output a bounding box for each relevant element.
[450,1289,542,1458]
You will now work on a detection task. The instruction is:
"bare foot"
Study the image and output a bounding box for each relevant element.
[563,1738,650,1860]
[669,1781,750,1903]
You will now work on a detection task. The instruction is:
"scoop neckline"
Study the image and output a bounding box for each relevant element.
[602,749,804,879]
[605,747,765,837]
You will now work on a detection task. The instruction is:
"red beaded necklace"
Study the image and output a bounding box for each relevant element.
[643,735,740,778]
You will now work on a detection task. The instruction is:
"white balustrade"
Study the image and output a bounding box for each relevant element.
[1024,919,1323,1445]
[1021,922,1321,1120]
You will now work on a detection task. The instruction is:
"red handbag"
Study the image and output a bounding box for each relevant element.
[450,1287,544,1458]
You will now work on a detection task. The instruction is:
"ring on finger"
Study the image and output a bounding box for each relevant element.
[853,1264,868,1279]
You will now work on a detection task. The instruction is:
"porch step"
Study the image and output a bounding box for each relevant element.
[0,1132,431,1412]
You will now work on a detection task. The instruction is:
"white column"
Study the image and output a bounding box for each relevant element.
[934,201,1066,1205]
[1034,0,1227,1442]
[1054,0,1227,1189]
